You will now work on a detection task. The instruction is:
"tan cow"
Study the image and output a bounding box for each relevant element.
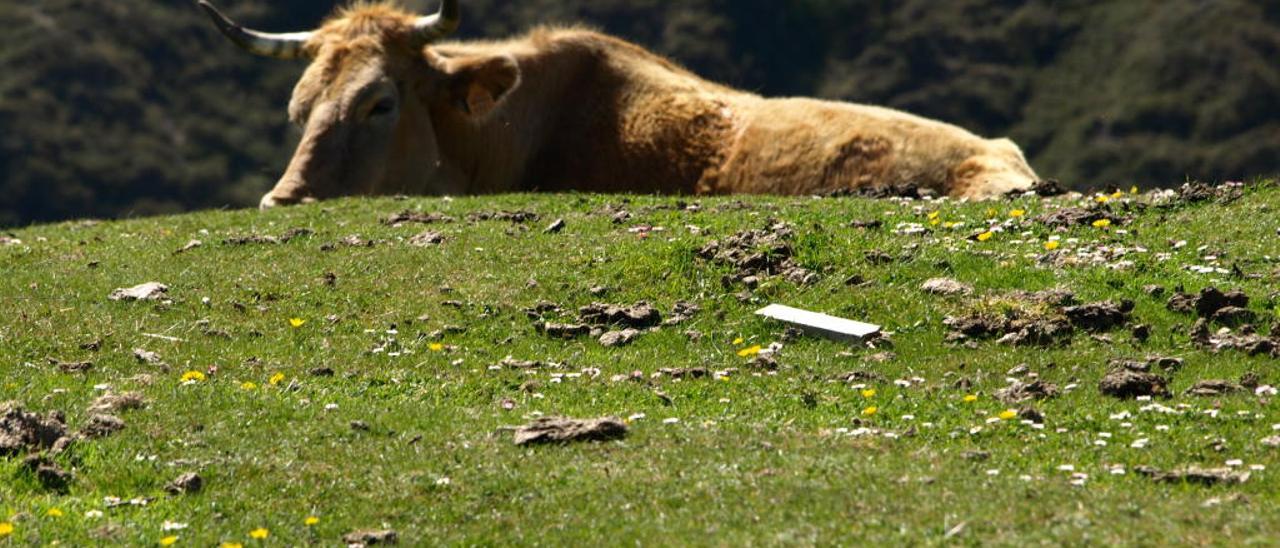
[199,1,1040,208]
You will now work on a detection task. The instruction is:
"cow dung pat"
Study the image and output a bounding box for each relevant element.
[165,472,204,495]
[579,302,662,328]
[108,282,169,302]
[1134,465,1249,485]
[920,277,973,296]
[344,529,399,546]
[513,417,628,446]
[1063,300,1132,332]
[1099,366,1170,399]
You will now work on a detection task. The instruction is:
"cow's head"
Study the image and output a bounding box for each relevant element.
[199,1,522,208]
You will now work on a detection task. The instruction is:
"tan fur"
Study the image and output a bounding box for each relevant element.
[257,4,1039,206]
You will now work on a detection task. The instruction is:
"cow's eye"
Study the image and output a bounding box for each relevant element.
[369,98,396,118]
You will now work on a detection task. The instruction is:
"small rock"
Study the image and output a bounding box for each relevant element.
[108,282,169,302]
[165,472,204,495]
[921,278,973,296]
[512,417,627,445]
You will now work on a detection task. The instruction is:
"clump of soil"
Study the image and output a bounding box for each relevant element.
[1166,287,1250,317]
[1174,181,1244,205]
[512,417,628,445]
[108,282,169,302]
[538,323,591,339]
[657,367,711,380]
[921,278,973,296]
[1027,179,1067,197]
[407,231,445,247]
[80,414,125,439]
[579,302,662,329]
[995,380,1060,404]
[1037,208,1122,228]
[222,228,313,246]
[696,221,818,288]
[1134,465,1249,485]
[945,291,1131,347]
[1192,319,1280,356]
[87,393,146,414]
[599,329,641,347]
[466,210,540,223]
[343,529,399,546]
[0,403,69,456]
[50,358,93,373]
[383,211,455,226]
[165,472,203,495]
[1099,361,1170,399]
[663,301,700,325]
[1185,380,1244,397]
[23,454,72,493]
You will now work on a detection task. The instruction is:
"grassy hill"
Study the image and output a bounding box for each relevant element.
[3,185,1280,544]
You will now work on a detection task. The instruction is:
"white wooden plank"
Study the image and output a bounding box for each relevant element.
[754,304,881,343]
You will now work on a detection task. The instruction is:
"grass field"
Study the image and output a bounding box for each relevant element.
[2,182,1279,545]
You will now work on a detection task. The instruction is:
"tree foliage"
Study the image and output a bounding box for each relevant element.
[2,0,1277,226]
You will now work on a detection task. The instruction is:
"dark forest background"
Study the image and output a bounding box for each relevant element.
[2,0,1278,226]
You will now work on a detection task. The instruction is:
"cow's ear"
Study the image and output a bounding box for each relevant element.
[441,54,521,118]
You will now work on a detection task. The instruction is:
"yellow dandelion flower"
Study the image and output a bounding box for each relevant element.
[428,343,444,352]
[1130,185,1139,194]
[240,381,257,391]
[928,211,940,220]
[268,373,286,386]
[1044,240,1061,251]
[304,516,320,526]
[46,508,63,518]
[998,409,1018,420]
[289,318,306,328]
[732,337,744,345]
[861,388,877,399]
[929,218,941,226]
[1095,195,1110,204]
[737,345,762,358]
[180,371,206,383]
[985,208,997,218]
[977,231,994,242]
[1010,209,1026,218]
[0,522,13,537]
[943,221,960,229]
[160,536,179,546]
[862,406,878,417]
[249,528,269,539]
[962,394,979,403]
[220,543,244,548]
[1092,219,1112,229]
[1111,190,1124,199]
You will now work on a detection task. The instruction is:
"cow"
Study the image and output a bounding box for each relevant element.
[198,1,1041,209]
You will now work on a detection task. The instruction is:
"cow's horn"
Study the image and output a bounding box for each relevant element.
[197,1,313,60]
[410,0,461,47]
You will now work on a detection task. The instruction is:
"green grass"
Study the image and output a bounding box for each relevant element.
[3,183,1279,545]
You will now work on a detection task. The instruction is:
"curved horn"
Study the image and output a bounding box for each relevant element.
[411,0,461,47]
[197,1,313,60]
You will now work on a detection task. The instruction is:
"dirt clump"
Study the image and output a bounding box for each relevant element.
[1167,287,1249,317]
[466,210,540,223]
[1211,306,1256,327]
[995,380,1060,404]
[1174,181,1244,205]
[697,221,818,288]
[657,367,711,380]
[1037,208,1121,228]
[80,414,125,439]
[165,472,204,495]
[1027,179,1067,197]
[0,403,69,456]
[579,302,662,329]
[344,529,399,546]
[921,278,973,296]
[383,211,455,226]
[222,228,312,246]
[88,393,146,414]
[1063,300,1133,331]
[545,218,566,233]
[663,301,700,325]
[50,358,93,373]
[1185,380,1245,397]
[23,454,72,492]
[512,417,628,445]
[538,322,591,339]
[599,329,641,347]
[498,357,543,370]
[1134,465,1249,485]
[407,231,445,247]
[1099,362,1170,399]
